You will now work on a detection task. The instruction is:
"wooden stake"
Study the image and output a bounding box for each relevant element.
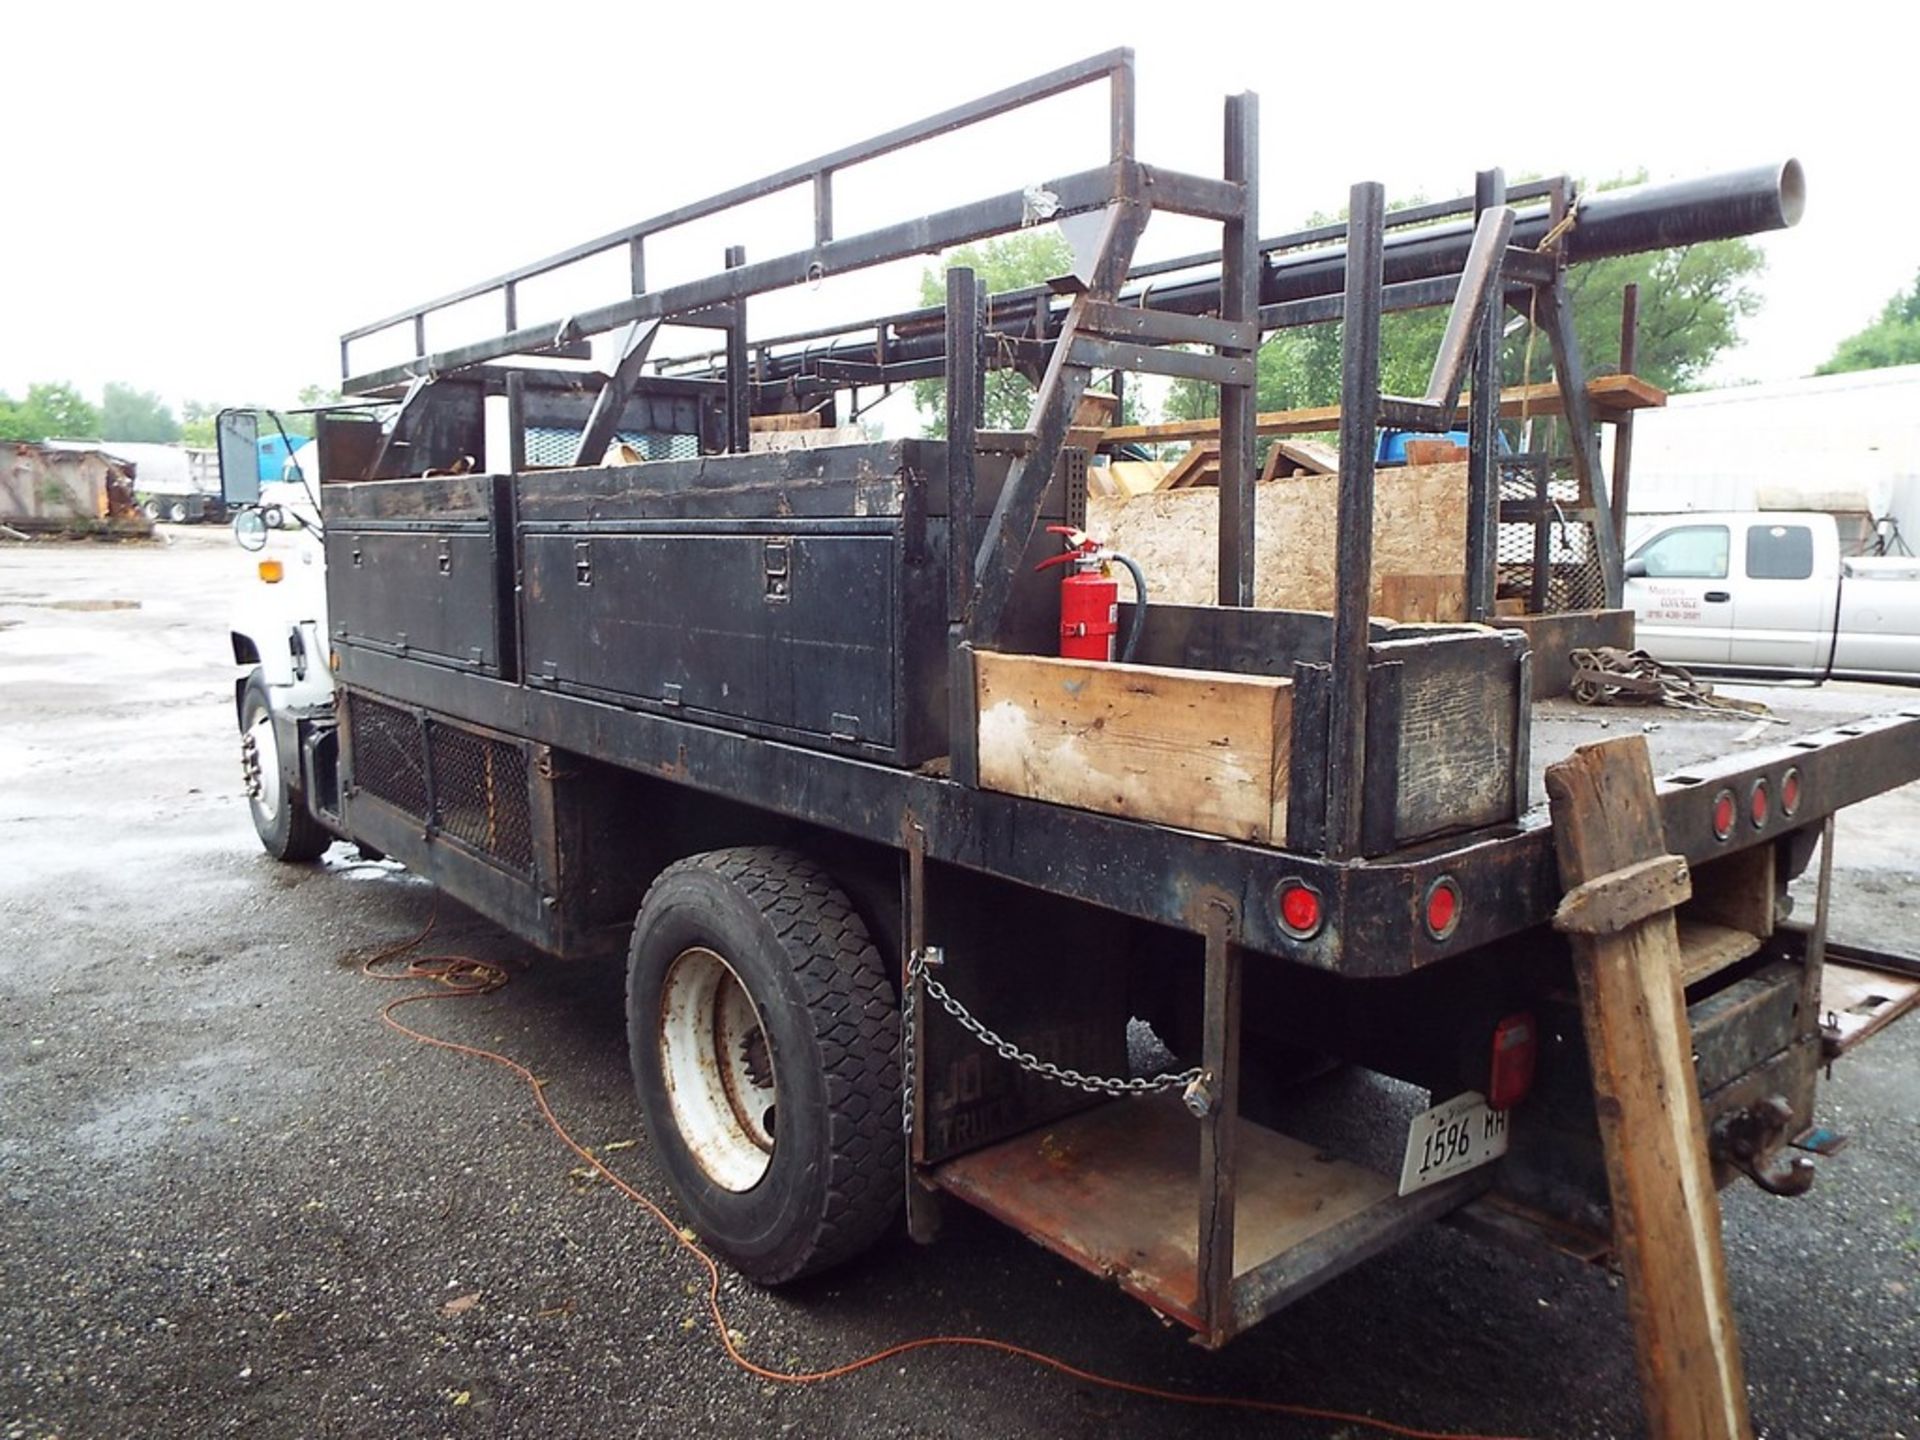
[1545,736,1753,1440]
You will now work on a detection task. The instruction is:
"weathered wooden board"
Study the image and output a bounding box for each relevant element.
[1086,462,1468,621]
[1101,373,1667,445]
[1547,736,1754,1440]
[975,649,1291,842]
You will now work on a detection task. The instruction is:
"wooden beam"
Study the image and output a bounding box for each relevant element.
[1546,736,1754,1440]
[1100,374,1665,446]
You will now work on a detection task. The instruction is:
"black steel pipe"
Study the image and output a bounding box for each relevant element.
[703,161,1803,387]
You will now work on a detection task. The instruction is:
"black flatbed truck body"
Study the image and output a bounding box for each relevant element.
[238,50,1920,1353]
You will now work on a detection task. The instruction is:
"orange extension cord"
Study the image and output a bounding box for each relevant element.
[360,915,1532,1440]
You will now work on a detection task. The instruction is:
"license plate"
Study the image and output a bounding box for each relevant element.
[1398,1091,1509,1196]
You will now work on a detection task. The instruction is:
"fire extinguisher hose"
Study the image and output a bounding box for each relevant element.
[1113,551,1148,665]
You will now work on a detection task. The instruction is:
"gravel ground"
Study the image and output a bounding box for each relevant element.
[1,530,1916,1440]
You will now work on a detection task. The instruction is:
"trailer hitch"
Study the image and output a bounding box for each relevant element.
[1710,1094,1816,1197]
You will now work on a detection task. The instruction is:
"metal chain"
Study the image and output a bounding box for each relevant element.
[901,957,918,1139]
[903,950,1198,1137]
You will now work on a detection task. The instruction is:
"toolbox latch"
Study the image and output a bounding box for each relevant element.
[764,540,790,603]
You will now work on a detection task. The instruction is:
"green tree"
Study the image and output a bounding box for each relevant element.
[0,381,101,442]
[913,231,1073,435]
[1561,236,1764,393]
[1816,270,1920,375]
[99,382,182,442]
[180,399,222,448]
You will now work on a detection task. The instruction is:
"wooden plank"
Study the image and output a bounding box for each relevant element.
[1681,844,1777,942]
[1100,373,1667,445]
[974,649,1290,843]
[1555,853,1693,935]
[748,411,822,432]
[1547,736,1753,1440]
[1273,437,1338,474]
[1677,921,1763,986]
[1159,442,1220,491]
[1376,573,1465,625]
[1821,961,1920,1054]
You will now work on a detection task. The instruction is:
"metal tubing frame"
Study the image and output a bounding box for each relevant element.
[1611,282,1641,556]
[1217,93,1260,607]
[1539,269,1626,605]
[1466,169,1508,621]
[340,50,1137,355]
[945,268,986,790]
[643,162,1798,392]
[1326,183,1385,859]
[1195,898,1243,1345]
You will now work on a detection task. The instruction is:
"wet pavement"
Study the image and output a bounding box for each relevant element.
[2,529,1916,1440]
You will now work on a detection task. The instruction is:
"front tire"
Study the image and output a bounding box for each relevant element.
[627,847,902,1284]
[239,669,332,862]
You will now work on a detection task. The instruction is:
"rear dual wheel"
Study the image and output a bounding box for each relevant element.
[627,847,902,1284]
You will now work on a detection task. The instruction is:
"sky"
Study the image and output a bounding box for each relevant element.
[4,0,1918,419]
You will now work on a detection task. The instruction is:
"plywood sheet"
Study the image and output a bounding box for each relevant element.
[1086,461,1469,621]
[975,649,1290,842]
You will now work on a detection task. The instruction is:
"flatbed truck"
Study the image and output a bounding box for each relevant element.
[217,50,1920,1387]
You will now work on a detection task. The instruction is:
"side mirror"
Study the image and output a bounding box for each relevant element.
[1623,556,1649,580]
[233,507,269,552]
[217,409,261,508]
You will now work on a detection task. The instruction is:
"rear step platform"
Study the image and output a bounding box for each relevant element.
[932,1092,1485,1342]
[1821,942,1920,1055]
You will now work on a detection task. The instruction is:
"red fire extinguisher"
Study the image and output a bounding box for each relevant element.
[1035,525,1148,663]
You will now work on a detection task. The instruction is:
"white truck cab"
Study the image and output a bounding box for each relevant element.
[1625,510,1920,682]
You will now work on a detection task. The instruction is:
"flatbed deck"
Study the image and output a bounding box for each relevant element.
[1525,685,1915,811]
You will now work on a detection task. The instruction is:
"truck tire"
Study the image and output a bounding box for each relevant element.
[627,847,902,1284]
[239,669,332,862]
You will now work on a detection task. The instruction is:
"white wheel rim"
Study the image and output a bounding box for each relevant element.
[248,708,280,821]
[658,945,777,1191]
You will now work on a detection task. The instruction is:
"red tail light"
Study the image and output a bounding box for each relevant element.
[1780,767,1802,817]
[1749,778,1770,830]
[1488,1012,1537,1110]
[1711,788,1737,841]
[1275,880,1323,939]
[1423,877,1461,940]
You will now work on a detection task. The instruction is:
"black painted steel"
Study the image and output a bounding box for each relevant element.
[1466,169,1507,622]
[1327,182,1385,860]
[659,162,1803,391]
[1217,92,1261,608]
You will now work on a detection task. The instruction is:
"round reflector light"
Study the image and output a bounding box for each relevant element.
[1424,876,1461,941]
[1275,880,1323,939]
[1749,778,1770,830]
[1781,767,1802,817]
[1711,788,1737,842]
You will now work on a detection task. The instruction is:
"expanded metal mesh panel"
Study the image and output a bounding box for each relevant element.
[348,692,428,820]
[524,427,698,467]
[426,721,534,874]
[1496,457,1609,613]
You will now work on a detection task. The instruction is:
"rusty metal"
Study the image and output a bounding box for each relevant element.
[1710,1094,1815,1197]
[1194,895,1241,1346]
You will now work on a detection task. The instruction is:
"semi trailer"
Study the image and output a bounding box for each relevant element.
[216,49,1920,1412]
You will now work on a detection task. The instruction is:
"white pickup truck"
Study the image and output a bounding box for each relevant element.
[1625,510,1920,682]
